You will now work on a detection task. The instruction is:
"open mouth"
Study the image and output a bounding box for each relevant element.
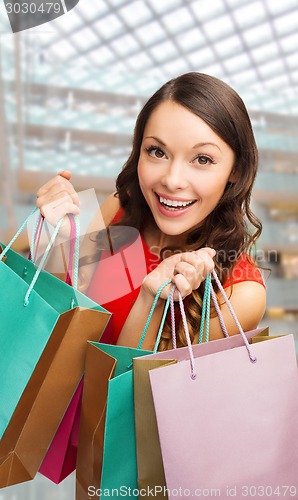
[155,193,197,211]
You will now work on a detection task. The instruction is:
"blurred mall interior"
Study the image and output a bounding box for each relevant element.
[0,0,297,497]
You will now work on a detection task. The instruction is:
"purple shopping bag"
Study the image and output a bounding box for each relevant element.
[148,275,298,498]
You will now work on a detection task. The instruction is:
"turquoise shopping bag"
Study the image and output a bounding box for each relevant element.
[76,280,172,499]
[0,208,110,487]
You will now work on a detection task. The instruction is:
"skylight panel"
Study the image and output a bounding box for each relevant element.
[149,0,184,15]
[69,27,98,51]
[50,40,77,59]
[242,22,273,48]
[190,0,226,22]
[135,21,165,46]
[233,1,267,29]
[187,46,215,67]
[119,1,152,28]
[280,32,298,53]
[225,0,249,8]
[262,74,291,89]
[111,34,140,57]
[126,52,152,70]
[109,0,130,6]
[76,0,108,21]
[266,0,298,15]
[162,7,194,34]
[223,53,251,73]
[198,63,225,79]
[251,42,279,64]
[94,14,123,40]
[202,14,235,41]
[259,59,285,79]
[176,28,205,52]
[285,53,298,70]
[273,10,298,36]
[230,68,258,85]
[149,40,178,63]
[88,46,116,66]
[163,57,190,77]
[214,35,243,58]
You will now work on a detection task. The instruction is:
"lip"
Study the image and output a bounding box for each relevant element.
[155,192,196,203]
[154,192,197,218]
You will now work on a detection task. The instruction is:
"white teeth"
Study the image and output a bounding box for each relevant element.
[159,196,194,208]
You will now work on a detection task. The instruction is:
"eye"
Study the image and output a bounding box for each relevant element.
[145,146,165,159]
[193,155,214,165]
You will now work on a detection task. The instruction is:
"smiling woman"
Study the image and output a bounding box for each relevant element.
[36,72,266,351]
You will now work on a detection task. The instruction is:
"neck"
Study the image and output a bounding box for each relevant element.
[143,222,185,257]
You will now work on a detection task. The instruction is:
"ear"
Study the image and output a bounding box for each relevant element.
[228,167,238,183]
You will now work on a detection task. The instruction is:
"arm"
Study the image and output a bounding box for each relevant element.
[117,248,216,350]
[35,170,120,291]
[208,281,266,341]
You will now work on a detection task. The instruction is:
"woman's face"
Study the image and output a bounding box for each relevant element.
[137,100,236,240]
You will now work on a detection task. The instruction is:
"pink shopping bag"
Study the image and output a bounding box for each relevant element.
[39,378,83,483]
[148,274,298,498]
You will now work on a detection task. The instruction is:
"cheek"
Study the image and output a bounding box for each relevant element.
[138,160,155,188]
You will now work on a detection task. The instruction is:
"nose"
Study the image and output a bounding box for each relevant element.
[160,160,189,192]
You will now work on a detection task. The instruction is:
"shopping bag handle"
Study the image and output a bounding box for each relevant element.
[30,212,78,287]
[0,207,80,304]
[170,274,212,349]
[170,270,257,379]
[137,279,174,353]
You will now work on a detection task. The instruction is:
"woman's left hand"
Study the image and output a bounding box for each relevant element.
[141,247,216,301]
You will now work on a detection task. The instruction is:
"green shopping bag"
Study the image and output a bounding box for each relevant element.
[0,208,110,487]
[76,280,172,499]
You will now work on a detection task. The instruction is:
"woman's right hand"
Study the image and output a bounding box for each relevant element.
[36,170,80,236]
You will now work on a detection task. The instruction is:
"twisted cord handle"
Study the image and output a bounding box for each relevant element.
[177,290,197,380]
[198,274,212,343]
[0,206,39,261]
[211,270,256,363]
[22,214,80,306]
[137,279,172,351]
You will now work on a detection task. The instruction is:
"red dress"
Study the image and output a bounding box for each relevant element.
[87,213,265,345]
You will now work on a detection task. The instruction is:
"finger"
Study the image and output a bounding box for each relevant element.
[196,247,216,258]
[172,273,192,299]
[174,261,202,288]
[37,174,75,200]
[180,251,215,279]
[58,169,72,180]
[192,250,215,277]
[37,181,80,209]
[41,200,80,228]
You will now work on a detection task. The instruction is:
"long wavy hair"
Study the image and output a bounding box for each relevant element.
[97,72,262,349]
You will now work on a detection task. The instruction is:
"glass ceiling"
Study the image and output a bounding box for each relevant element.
[1,0,298,180]
[1,0,298,113]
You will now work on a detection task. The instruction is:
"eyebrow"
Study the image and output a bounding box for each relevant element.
[144,136,222,152]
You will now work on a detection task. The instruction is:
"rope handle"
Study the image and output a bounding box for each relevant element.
[29,212,44,262]
[0,207,80,305]
[170,275,212,348]
[137,279,172,352]
[211,269,256,362]
[170,269,257,379]
[29,212,79,288]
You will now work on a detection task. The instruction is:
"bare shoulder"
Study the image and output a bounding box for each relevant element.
[209,281,266,340]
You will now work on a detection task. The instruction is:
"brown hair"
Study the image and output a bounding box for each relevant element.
[105,73,261,348]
